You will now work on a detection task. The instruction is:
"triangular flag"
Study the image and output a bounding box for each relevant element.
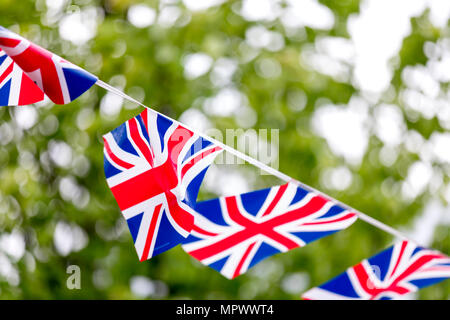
[302,240,450,300]
[103,109,223,260]
[0,26,97,106]
[182,182,357,279]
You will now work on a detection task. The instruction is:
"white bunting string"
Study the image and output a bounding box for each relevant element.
[96,79,412,244]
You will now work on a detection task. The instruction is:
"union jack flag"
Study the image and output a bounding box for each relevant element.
[0,26,97,106]
[0,49,44,106]
[302,240,450,300]
[104,109,222,260]
[182,182,357,279]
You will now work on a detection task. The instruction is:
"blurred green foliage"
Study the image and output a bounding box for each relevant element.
[0,0,448,299]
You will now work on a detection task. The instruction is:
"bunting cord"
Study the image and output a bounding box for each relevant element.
[96,79,412,244]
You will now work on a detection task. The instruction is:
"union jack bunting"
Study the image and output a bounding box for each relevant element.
[182,182,358,279]
[302,240,450,300]
[104,109,222,260]
[0,26,97,106]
